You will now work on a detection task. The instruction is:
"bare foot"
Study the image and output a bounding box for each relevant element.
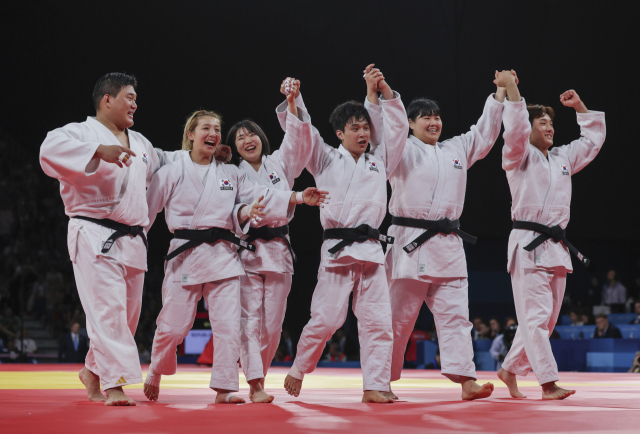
[362,390,394,403]
[144,370,161,401]
[497,368,526,398]
[380,391,398,400]
[284,374,302,397]
[541,382,575,400]
[105,387,136,406]
[248,378,274,403]
[215,390,246,404]
[78,367,106,402]
[461,378,494,401]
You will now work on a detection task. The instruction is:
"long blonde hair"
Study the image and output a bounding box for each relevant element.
[181,110,223,150]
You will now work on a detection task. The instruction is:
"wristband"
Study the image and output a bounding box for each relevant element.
[296,191,304,204]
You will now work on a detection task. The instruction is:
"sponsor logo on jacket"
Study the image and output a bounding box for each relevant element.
[220,179,234,190]
[368,161,379,172]
[452,158,462,169]
[561,164,570,175]
[269,171,281,185]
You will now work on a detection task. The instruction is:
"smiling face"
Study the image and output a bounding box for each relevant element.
[233,127,263,165]
[529,114,554,151]
[336,118,370,159]
[103,85,137,129]
[409,114,442,146]
[187,116,221,160]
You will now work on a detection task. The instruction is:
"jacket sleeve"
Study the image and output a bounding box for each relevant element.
[501,98,531,173]
[559,111,606,175]
[40,123,101,179]
[272,102,313,188]
[145,165,176,233]
[234,169,292,234]
[367,91,410,178]
[459,94,504,168]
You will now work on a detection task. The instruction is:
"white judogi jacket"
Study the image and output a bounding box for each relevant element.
[238,104,312,274]
[288,92,409,267]
[146,152,294,287]
[502,99,606,272]
[382,95,505,280]
[40,117,180,271]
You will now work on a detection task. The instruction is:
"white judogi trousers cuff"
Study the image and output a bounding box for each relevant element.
[294,262,393,392]
[389,277,475,383]
[502,251,566,385]
[149,276,242,392]
[72,231,144,390]
[240,272,292,382]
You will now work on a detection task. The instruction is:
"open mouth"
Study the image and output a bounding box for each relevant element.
[205,140,216,149]
[357,139,368,147]
[244,145,257,152]
[427,126,438,134]
[127,111,135,119]
[545,133,553,141]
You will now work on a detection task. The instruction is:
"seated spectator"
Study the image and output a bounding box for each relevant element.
[489,318,502,340]
[569,310,584,326]
[325,328,358,359]
[477,322,491,340]
[281,330,293,359]
[14,329,37,354]
[425,348,441,370]
[471,317,483,341]
[628,351,640,373]
[594,313,623,338]
[58,321,88,363]
[404,326,430,369]
[602,270,627,313]
[273,343,292,362]
[582,313,594,326]
[489,318,517,370]
[324,342,347,362]
[630,302,640,325]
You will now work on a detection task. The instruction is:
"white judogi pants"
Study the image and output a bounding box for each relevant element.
[240,272,292,382]
[389,277,475,383]
[72,231,144,390]
[149,276,241,392]
[502,251,566,385]
[294,262,393,392]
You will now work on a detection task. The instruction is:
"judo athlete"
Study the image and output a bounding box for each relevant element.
[143,107,327,403]
[40,72,180,406]
[227,78,321,403]
[381,71,513,400]
[494,70,606,399]
[283,64,409,403]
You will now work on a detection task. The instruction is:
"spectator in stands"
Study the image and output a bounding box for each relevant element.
[582,313,594,326]
[630,302,640,325]
[477,322,491,340]
[569,310,584,326]
[273,343,292,362]
[489,318,502,340]
[471,316,483,341]
[14,329,37,354]
[281,330,293,359]
[27,273,48,318]
[324,342,347,362]
[325,328,358,360]
[489,318,517,370]
[594,314,623,338]
[628,351,640,373]
[0,306,19,343]
[58,321,88,363]
[404,326,430,369]
[425,348,441,370]
[602,270,627,313]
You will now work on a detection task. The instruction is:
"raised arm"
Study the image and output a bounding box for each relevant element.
[496,70,529,172]
[40,123,135,179]
[557,90,606,174]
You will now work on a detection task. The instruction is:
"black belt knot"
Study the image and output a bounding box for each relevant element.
[391,216,477,254]
[244,225,296,262]
[73,216,148,253]
[512,220,590,267]
[165,227,255,261]
[323,224,394,255]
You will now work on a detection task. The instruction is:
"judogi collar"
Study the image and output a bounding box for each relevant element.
[337,144,366,168]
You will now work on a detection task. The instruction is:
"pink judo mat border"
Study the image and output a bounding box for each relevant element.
[1,365,639,434]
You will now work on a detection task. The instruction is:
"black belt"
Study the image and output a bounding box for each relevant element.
[323,224,393,255]
[73,216,147,253]
[512,221,590,267]
[244,225,296,262]
[165,227,255,261]
[391,216,477,254]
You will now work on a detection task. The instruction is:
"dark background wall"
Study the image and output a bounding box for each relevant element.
[1,1,638,349]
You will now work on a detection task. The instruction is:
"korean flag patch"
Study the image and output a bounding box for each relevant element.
[452,158,462,169]
[561,164,570,175]
[269,171,281,185]
[142,152,148,164]
[220,179,234,190]
[368,161,379,172]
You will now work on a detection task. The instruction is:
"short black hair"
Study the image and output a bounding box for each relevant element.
[329,101,371,133]
[226,119,271,166]
[407,98,441,137]
[92,72,138,111]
